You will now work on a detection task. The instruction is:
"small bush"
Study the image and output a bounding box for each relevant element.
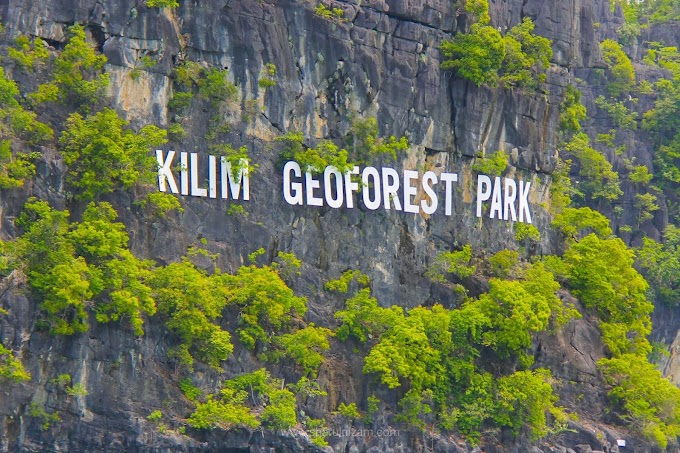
[472,150,508,176]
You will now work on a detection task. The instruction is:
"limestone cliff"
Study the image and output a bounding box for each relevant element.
[0,0,676,452]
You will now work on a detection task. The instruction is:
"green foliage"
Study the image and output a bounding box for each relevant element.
[276,124,402,173]
[487,250,520,278]
[325,269,371,293]
[637,225,680,305]
[643,79,680,144]
[66,382,88,397]
[476,276,553,363]
[314,4,346,21]
[335,402,361,419]
[227,204,245,217]
[188,391,259,430]
[208,143,254,179]
[148,410,162,422]
[262,387,297,430]
[549,158,578,215]
[28,403,60,430]
[441,16,551,89]
[463,0,490,25]
[471,150,508,176]
[35,24,109,109]
[51,373,72,386]
[440,24,505,86]
[594,96,637,129]
[173,61,203,89]
[500,18,553,88]
[11,200,159,336]
[167,122,186,141]
[179,378,202,401]
[552,207,612,242]
[0,140,40,189]
[276,324,333,377]
[258,63,277,88]
[642,0,680,24]
[278,134,352,173]
[0,66,53,148]
[221,263,307,350]
[147,0,179,7]
[73,203,157,335]
[494,369,565,440]
[356,259,570,441]
[198,369,298,431]
[346,116,409,164]
[0,343,30,383]
[600,39,635,97]
[363,305,446,389]
[15,201,90,335]
[169,91,193,112]
[563,234,653,356]
[273,251,302,281]
[307,418,329,446]
[559,84,587,133]
[599,354,680,448]
[635,192,660,223]
[8,35,49,71]
[630,165,653,184]
[365,395,380,424]
[564,133,622,202]
[198,69,238,106]
[152,260,233,370]
[644,42,680,78]
[334,288,402,342]
[143,192,184,217]
[617,21,641,46]
[395,388,434,429]
[59,108,167,199]
[287,376,327,398]
[514,223,541,242]
[426,244,476,283]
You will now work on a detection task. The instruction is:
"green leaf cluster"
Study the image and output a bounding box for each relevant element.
[188,369,297,431]
[32,24,109,109]
[8,35,49,71]
[314,4,346,22]
[0,343,31,383]
[425,244,476,283]
[599,354,680,448]
[637,225,680,305]
[564,133,622,202]
[152,260,232,370]
[59,108,167,200]
[563,234,653,356]
[440,16,552,89]
[594,96,637,129]
[0,67,52,188]
[276,324,333,377]
[559,84,587,133]
[333,260,573,441]
[11,200,157,336]
[600,40,636,97]
[471,150,508,176]
[221,264,307,350]
[277,117,407,174]
[147,0,179,7]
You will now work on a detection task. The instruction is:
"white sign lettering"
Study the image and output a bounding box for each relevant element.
[156,151,534,224]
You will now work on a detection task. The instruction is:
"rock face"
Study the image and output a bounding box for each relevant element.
[0,0,676,452]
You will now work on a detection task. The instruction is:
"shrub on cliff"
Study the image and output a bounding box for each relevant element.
[59,108,167,200]
[0,343,31,383]
[441,16,551,89]
[31,24,109,109]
